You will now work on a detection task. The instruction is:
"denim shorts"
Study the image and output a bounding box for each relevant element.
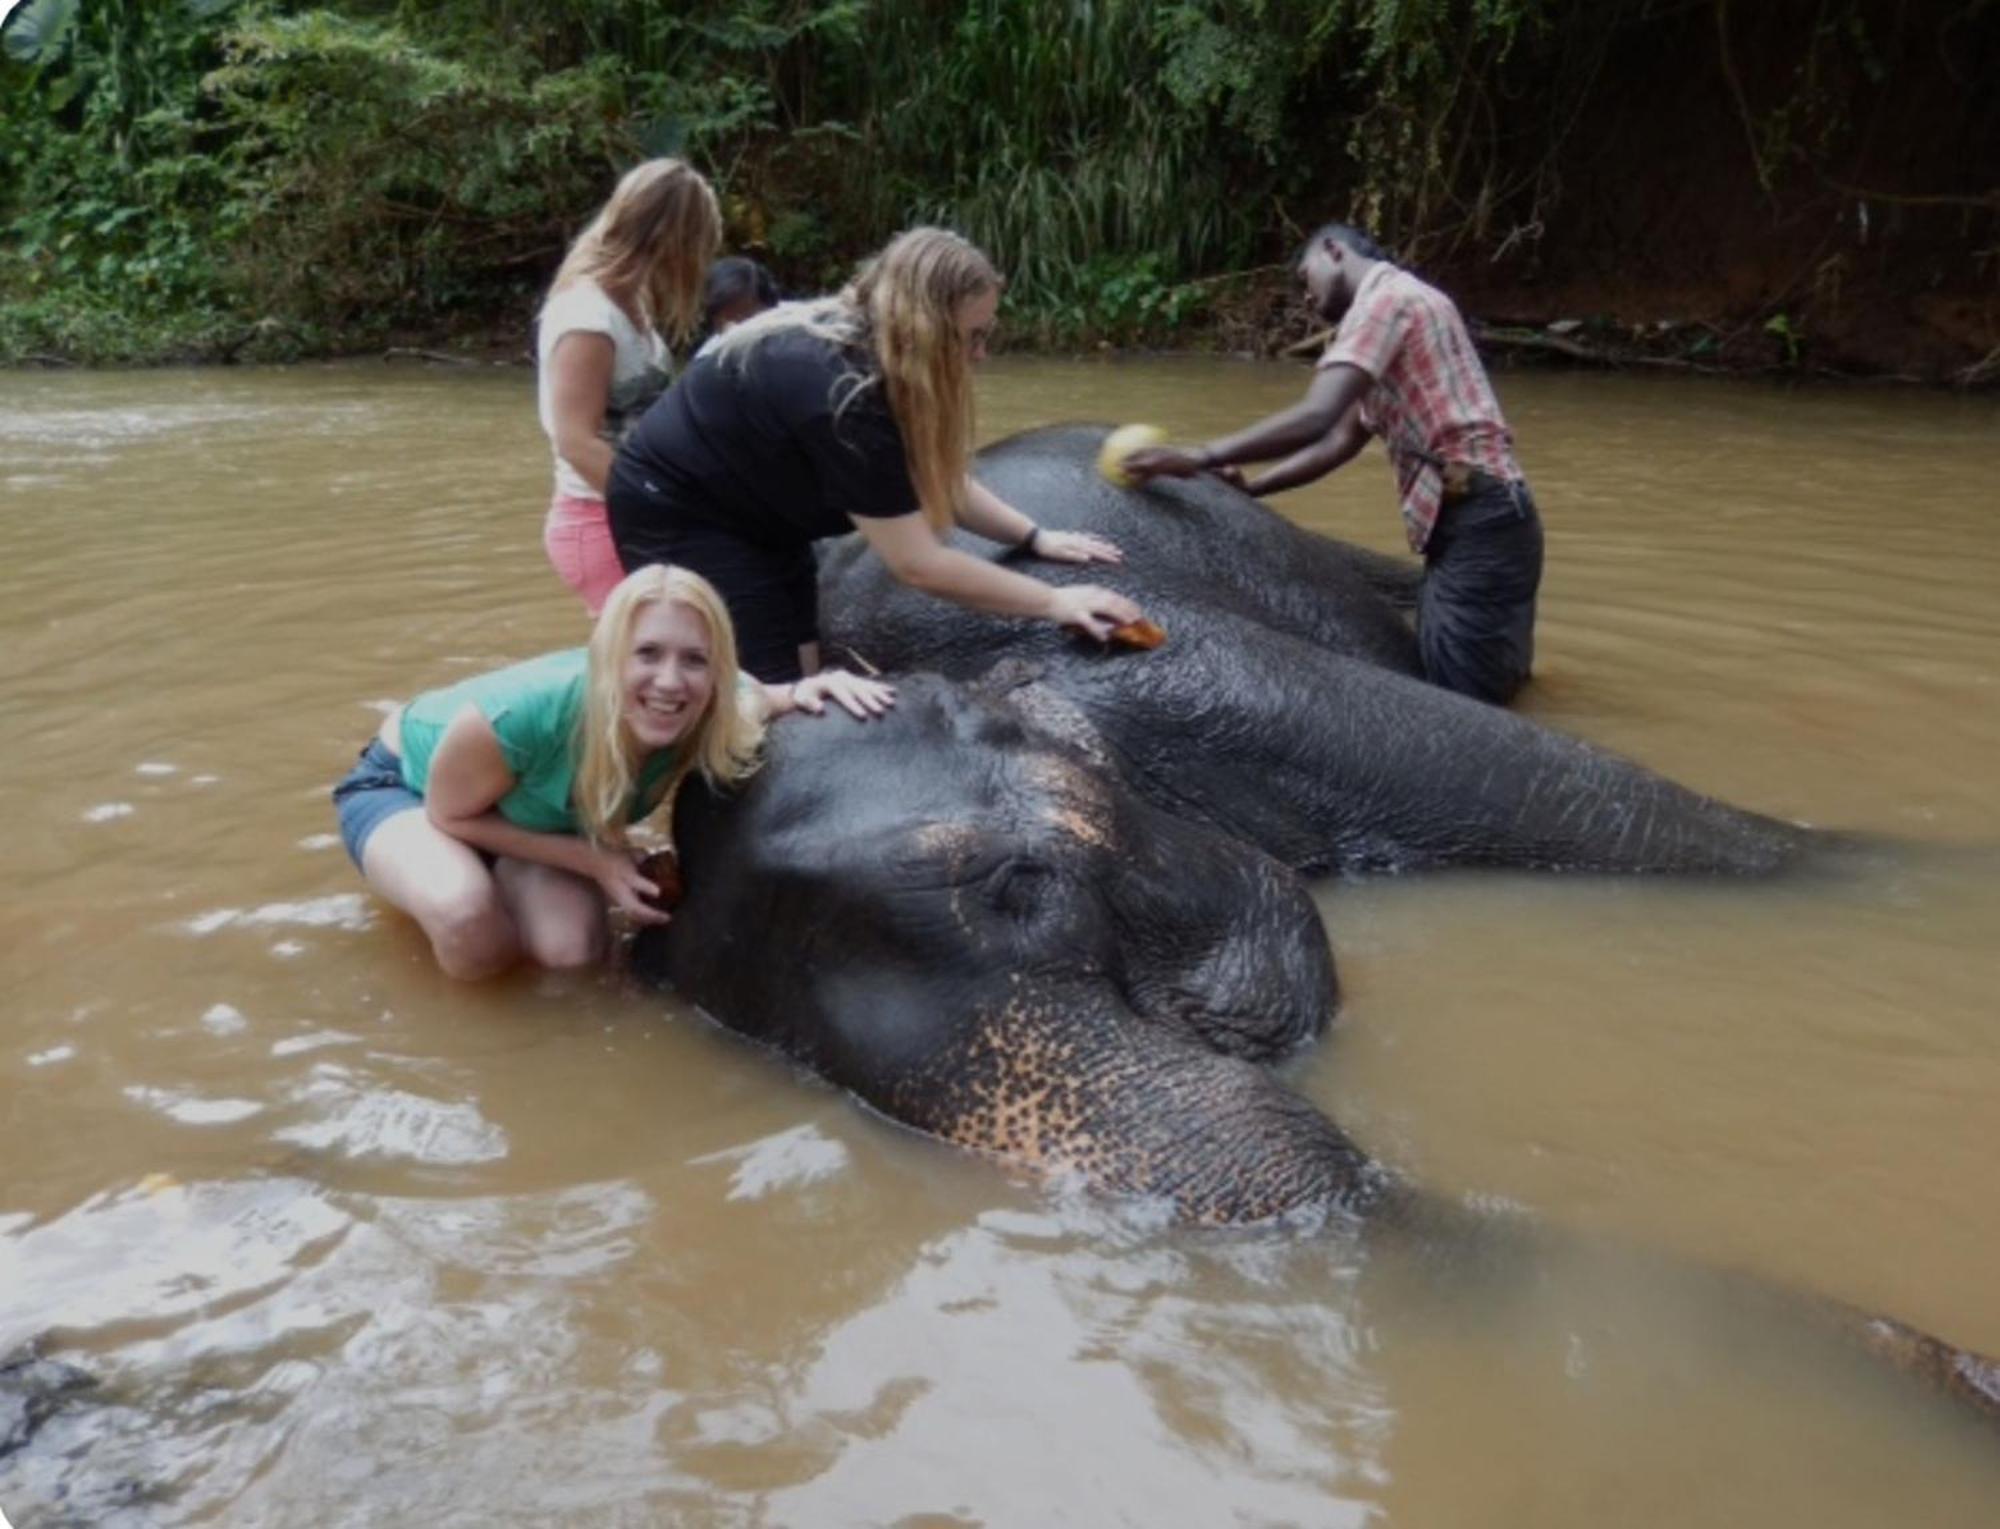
[331,736,423,869]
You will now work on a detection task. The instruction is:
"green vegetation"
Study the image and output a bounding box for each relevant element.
[2,0,1991,368]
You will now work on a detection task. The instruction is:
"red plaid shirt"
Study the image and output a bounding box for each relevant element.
[1317,264,1520,552]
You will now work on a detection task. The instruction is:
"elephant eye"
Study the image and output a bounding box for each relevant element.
[985,861,1051,916]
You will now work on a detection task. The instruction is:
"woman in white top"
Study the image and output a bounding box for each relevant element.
[539,159,721,614]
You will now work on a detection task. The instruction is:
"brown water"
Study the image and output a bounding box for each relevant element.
[2,358,1997,1526]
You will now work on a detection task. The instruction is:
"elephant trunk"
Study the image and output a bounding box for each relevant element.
[880,985,1384,1225]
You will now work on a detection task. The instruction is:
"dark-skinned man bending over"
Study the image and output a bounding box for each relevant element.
[1121,224,1543,706]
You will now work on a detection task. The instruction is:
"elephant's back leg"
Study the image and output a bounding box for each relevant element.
[1069,610,1812,877]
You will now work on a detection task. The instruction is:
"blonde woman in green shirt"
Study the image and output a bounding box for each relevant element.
[332,564,891,978]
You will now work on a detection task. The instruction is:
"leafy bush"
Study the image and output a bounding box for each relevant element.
[1,0,247,359]
[5,0,1983,364]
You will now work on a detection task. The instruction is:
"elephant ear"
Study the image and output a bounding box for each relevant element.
[882,991,1383,1225]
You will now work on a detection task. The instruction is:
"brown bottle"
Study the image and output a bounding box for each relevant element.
[636,849,685,913]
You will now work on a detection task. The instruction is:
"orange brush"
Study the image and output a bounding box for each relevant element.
[1108,618,1167,650]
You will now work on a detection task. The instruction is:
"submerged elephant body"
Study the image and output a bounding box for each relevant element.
[649,423,1810,1217]
[635,425,1998,1426]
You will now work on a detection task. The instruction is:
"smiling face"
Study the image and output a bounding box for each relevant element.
[621,598,715,754]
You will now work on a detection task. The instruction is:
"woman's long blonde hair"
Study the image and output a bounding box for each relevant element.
[572,565,764,845]
[710,227,1002,530]
[546,159,722,343]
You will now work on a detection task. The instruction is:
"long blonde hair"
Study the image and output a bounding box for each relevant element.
[572,565,764,845]
[546,159,722,343]
[710,227,1002,530]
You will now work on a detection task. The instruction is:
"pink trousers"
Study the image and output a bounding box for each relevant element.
[543,493,627,616]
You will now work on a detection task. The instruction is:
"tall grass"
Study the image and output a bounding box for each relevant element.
[851,1,1228,304]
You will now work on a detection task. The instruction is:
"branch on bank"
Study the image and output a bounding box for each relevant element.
[382,347,479,366]
[1956,346,2000,389]
[1472,324,1750,374]
[1284,320,1750,375]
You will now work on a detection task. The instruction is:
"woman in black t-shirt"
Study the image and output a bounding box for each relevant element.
[607,227,1139,686]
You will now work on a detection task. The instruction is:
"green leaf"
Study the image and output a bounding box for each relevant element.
[636,115,688,158]
[2,0,81,66]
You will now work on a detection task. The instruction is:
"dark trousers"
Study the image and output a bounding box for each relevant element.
[1418,479,1544,705]
[607,464,819,684]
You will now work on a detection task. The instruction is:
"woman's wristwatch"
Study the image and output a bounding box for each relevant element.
[1019,524,1043,556]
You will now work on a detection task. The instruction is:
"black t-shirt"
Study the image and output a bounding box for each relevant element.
[614,328,920,548]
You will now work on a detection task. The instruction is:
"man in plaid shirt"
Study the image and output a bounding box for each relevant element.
[1122,224,1544,705]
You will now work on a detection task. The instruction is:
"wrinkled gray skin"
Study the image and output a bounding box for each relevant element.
[821,425,1809,878]
[637,425,1997,1425]
[653,671,1377,1223]
[644,425,1811,1206]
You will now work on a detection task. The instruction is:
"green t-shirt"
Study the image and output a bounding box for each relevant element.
[397,648,675,834]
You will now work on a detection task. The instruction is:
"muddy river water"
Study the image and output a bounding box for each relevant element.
[2,357,1997,1525]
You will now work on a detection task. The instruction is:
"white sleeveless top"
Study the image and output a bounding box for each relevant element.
[536,277,672,500]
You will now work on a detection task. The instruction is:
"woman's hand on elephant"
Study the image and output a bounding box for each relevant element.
[1213,464,1253,493]
[1033,528,1124,565]
[1118,445,1205,482]
[788,669,897,720]
[1046,583,1143,642]
[583,843,672,926]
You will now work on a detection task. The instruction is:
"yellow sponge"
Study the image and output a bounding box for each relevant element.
[1097,423,1167,488]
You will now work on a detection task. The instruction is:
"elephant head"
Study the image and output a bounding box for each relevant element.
[639,674,1385,1224]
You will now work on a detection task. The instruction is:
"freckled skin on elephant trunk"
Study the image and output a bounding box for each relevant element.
[883,984,1384,1224]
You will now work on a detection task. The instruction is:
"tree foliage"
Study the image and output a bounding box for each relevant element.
[2,0,1992,363]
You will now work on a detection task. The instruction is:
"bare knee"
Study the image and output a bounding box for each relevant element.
[520,911,609,971]
[425,892,520,981]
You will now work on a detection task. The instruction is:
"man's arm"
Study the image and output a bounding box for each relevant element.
[1241,402,1369,496]
[1122,363,1374,481]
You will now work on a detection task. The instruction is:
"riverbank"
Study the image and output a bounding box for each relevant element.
[10,269,1990,389]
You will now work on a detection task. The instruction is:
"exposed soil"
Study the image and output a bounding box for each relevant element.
[1409,1,1997,386]
[1213,1,1998,387]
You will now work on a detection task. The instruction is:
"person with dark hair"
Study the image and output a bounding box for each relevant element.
[1121,223,1543,706]
[696,256,782,354]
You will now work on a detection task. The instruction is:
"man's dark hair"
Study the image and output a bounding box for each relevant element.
[702,255,783,328]
[1298,223,1389,264]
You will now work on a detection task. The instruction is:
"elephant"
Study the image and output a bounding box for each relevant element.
[818,425,1810,879]
[634,425,1996,1426]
